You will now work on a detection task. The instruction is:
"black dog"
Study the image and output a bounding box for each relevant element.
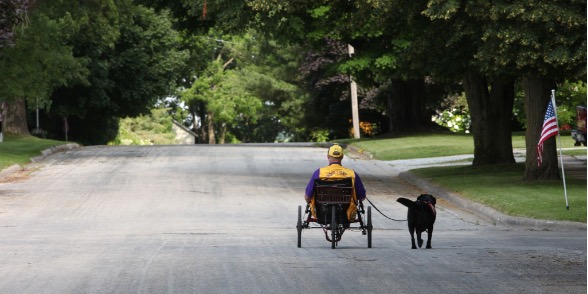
[397,194,436,249]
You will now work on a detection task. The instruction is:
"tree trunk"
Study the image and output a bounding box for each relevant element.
[188,110,199,144]
[218,123,227,144]
[386,79,430,133]
[207,111,216,144]
[199,101,207,144]
[463,73,515,166]
[522,75,559,181]
[3,98,30,135]
[190,101,207,144]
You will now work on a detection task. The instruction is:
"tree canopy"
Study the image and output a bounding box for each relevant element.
[1,1,190,145]
[1,0,585,181]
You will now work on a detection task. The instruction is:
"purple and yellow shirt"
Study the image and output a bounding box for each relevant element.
[305,163,366,201]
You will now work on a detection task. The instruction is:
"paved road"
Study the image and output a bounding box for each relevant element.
[0,145,585,293]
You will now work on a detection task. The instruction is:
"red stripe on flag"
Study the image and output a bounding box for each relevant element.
[537,100,558,166]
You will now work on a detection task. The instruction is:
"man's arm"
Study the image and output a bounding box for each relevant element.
[354,172,366,201]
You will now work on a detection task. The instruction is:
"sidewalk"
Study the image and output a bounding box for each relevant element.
[561,153,587,180]
[348,145,587,231]
[382,148,586,180]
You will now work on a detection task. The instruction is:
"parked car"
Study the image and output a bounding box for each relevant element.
[571,105,586,146]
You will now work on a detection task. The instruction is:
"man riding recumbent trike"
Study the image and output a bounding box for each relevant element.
[296,144,372,249]
[297,178,372,249]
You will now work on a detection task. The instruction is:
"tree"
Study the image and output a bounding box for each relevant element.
[246,1,450,136]
[461,0,586,180]
[462,74,516,165]
[297,38,354,139]
[144,1,314,142]
[44,3,189,145]
[135,0,253,35]
[133,0,587,161]
[0,1,88,135]
[181,37,265,144]
[175,28,307,144]
[397,1,517,166]
[234,35,308,142]
[422,0,587,173]
[0,0,36,49]
[0,1,189,144]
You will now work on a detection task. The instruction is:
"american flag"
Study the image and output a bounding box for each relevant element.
[537,100,558,166]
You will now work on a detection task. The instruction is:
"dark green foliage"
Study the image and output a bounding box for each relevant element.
[298,38,354,139]
[38,3,189,145]
[5,0,584,149]
[0,3,89,107]
[0,0,34,48]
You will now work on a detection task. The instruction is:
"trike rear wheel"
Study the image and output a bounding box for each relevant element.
[331,205,337,249]
[297,205,302,248]
[367,206,372,248]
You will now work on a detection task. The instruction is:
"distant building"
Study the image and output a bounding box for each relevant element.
[172,120,197,144]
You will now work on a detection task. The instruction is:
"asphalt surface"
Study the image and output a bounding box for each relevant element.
[7,143,586,231]
[0,144,585,293]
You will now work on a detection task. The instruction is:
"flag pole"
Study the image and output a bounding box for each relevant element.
[551,89,569,210]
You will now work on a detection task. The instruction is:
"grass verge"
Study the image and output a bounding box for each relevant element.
[341,132,585,161]
[411,164,586,223]
[343,132,586,223]
[0,134,67,170]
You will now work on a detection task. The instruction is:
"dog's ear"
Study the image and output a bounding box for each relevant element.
[430,195,436,205]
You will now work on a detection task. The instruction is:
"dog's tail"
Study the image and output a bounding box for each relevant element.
[396,197,415,208]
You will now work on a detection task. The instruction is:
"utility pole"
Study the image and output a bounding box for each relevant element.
[36,97,40,132]
[0,101,4,142]
[348,44,360,139]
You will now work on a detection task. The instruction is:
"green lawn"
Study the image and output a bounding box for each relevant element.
[342,132,584,160]
[0,134,67,170]
[411,164,586,223]
[343,133,586,223]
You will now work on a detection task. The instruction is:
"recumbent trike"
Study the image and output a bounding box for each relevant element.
[296,178,372,249]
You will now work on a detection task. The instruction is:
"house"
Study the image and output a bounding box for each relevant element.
[172,120,197,144]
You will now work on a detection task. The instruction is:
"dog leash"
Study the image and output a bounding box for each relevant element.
[364,197,406,222]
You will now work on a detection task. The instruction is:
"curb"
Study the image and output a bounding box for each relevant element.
[0,164,23,178]
[399,170,587,231]
[30,143,80,163]
[345,144,373,160]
